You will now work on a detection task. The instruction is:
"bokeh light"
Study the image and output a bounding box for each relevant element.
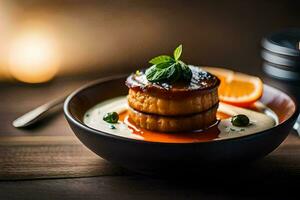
[8,29,60,83]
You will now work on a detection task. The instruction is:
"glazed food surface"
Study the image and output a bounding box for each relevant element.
[83,97,277,143]
[128,104,218,132]
[126,65,220,99]
[127,88,219,116]
[126,65,219,119]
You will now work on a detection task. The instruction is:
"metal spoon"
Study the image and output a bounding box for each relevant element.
[12,96,66,128]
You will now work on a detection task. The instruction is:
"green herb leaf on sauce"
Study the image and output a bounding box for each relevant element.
[109,124,116,129]
[103,112,119,124]
[231,114,250,127]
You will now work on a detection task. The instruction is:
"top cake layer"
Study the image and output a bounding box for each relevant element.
[125,65,220,99]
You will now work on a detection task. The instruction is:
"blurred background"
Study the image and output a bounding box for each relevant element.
[0,0,300,84]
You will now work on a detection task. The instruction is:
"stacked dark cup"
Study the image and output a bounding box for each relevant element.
[261,28,300,81]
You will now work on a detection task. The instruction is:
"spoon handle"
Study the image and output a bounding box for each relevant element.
[12,96,66,128]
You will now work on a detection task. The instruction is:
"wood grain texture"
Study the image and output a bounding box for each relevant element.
[0,136,128,180]
[0,166,299,200]
[0,133,300,181]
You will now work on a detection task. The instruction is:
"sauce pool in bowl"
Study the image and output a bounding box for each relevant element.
[84,97,277,143]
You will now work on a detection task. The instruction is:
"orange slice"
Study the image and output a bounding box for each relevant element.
[203,67,263,107]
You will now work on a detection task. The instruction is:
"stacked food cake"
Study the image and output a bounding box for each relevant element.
[125,66,220,132]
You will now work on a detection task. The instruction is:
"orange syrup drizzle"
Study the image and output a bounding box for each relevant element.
[118,110,231,143]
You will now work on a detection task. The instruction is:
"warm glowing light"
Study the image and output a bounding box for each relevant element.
[9,30,60,83]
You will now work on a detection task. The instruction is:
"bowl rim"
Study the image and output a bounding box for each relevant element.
[64,74,299,145]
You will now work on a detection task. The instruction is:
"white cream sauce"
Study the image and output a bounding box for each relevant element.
[84,97,277,142]
[84,97,143,140]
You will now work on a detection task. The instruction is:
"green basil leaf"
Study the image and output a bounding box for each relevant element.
[149,55,174,65]
[155,61,175,69]
[173,44,182,60]
[146,63,178,83]
[145,65,157,80]
[172,63,182,82]
[145,45,192,83]
[150,69,166,82]
[180,62,192,81]
[151,64,175,82]
[164,64,181,82]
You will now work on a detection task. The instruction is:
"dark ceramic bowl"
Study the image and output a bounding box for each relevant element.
[64,74,298,174]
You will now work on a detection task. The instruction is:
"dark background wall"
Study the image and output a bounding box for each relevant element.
[1,0,300,79]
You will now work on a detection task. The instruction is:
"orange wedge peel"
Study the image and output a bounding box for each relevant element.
[203,67,263,107]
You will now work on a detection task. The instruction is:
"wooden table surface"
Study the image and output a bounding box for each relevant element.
[0,71,300,200]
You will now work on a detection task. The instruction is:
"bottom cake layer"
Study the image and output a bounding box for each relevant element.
[128,104,218,133]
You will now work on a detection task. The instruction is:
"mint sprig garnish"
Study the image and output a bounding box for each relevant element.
[145,45,192,83]
[173,44,182,60]
[149,55,173,65]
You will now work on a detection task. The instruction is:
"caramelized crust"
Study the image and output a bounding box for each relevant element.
[125,65,220,99]
[128,105,218,132]
[128,88,219,116]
